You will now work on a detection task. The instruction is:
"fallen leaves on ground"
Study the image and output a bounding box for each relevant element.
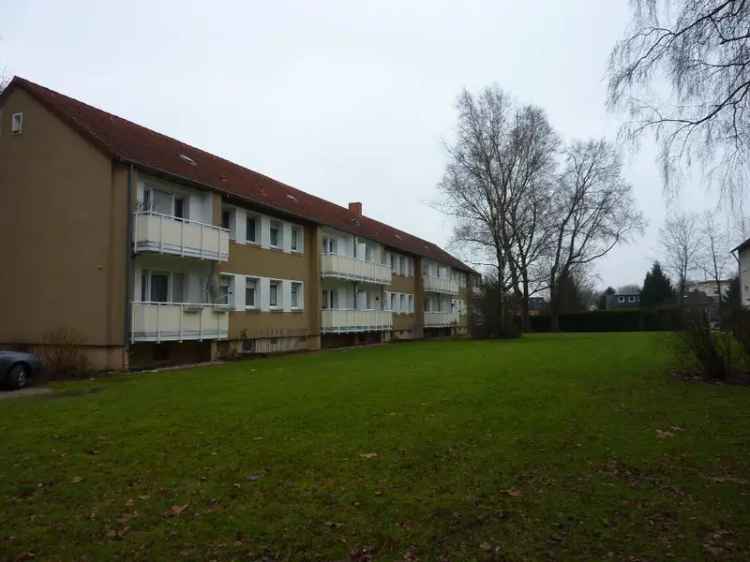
[164,504,189,517]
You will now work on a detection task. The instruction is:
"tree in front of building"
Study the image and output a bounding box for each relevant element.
[597,286,616,310]
[640,262,676,308]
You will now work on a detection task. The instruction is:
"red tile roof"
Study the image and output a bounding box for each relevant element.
[4,76,475,273]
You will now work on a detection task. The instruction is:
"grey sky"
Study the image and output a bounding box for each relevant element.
[2,1,735,288]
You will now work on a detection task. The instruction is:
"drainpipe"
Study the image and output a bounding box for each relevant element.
[124,164,135,359]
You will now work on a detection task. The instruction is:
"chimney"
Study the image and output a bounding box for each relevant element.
[348,201,362,216]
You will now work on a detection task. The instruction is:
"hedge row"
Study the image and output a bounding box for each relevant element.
[528,308,685,332]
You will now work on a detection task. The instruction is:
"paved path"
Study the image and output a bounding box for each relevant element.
[0,387,52,400]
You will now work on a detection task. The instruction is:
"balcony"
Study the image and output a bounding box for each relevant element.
[131,302,229,343]
[320,254,391,285]
[423,276,460,295]
[133,212,230,262]
[321,309,392,334]
[424,311,459,328]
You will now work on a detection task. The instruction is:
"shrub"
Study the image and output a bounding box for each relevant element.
[39,327,90,378]
[675,309,740,381]
[469,286,521,339]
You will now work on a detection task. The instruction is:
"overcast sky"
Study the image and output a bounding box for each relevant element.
[2,1,737,288]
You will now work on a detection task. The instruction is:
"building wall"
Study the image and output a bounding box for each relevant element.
[0,88,128,368]
[217,216,321,350]
[740,248,750,307]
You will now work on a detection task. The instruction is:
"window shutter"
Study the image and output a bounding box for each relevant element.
[233,275,246,310]
[282,223,292,253]
[235,208,247,243]
[283,280,292,312]
[260,216,271,249]
[259,277,270,311]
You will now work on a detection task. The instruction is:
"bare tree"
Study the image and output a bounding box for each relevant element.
[660,211,702,300]
[699,209,734,298]
[439,86,558,335]
[547,140,646,330]
[608,0,750,197]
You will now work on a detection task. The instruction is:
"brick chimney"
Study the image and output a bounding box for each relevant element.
[348,202,362,216]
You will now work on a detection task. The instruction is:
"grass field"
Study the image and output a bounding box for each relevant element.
[1,333,749,561]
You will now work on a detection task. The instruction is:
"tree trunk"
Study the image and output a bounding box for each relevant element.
[519,281,530,332]
[549,275,560,332]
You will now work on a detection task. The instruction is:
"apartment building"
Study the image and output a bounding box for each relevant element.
[0,77,479,369]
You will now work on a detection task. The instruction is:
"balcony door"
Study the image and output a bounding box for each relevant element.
[144,187,187,219]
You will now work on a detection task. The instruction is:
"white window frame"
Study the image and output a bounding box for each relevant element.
[11,112,23,134]
[218,274,234,305]
[140,270,186,303]
[221,207,235,238]
[291,281,303,310]
[245,277,259,309]
[291,226,303,253]
[246,214,259,244]
[270,221,283,248]
[269,279,282,309]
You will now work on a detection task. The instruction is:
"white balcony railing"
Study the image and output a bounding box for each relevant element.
[423,276,460,295]
[424,311,460,328]
[133,212,230,262]
[131,302,229,343]
[320,254,391,285]
[321,309,392,334]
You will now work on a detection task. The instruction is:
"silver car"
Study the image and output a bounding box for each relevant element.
[0,351,43,390]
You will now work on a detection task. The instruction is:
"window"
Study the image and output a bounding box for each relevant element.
[174,197,186,220]
[390,254,396,272]
[150,273,169,303]
[246,216,258,243]
[221,209,233,230]
[322,288,338,309]
[143,187,180,216]
[400,294,406,312]
[173,273,185,303]
[218,275,233,305]
[390,292,396,311]
[323,237,337,255]
[269,280,281,308]
[291,226,302,251]
[408,295,414,313]
[11,112,23,134]
[270,221,282,248]
[291,282,302,309]
[399,256,406,276]
[365,243,373,262]
[245,278,258,308]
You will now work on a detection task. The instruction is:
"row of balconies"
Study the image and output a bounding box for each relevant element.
[130,303,460,343]
[133,211,463,294]
[131,211,464,342]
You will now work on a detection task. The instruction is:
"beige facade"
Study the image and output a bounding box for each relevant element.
[0,88,129,369]
[0,81,476,371]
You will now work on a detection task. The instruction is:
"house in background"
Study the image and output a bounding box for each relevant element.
[732,237,750,307]
[605,292,641,310]
[528,296,546,316]
[0,77,479,370]
[684,280,732,303]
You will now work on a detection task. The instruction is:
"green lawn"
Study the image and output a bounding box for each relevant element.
[2,333,749,562]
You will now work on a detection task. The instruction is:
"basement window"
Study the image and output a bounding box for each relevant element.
[11,112,23,134]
